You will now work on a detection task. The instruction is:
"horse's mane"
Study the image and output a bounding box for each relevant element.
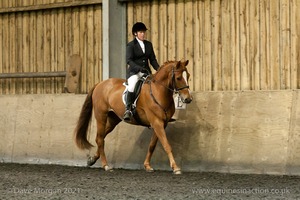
[157,60,177,71]
[153,60,180,77]
[163,60,177,65]
[162,60,177,66]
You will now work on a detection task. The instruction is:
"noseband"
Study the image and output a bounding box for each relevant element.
[171,67,190,94]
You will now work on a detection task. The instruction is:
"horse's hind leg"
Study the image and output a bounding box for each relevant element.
[144,133,158,172]
[87,117,106,167]
[88,112,121,171]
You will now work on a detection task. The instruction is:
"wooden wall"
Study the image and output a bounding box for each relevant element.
[0,0,102,94]
[127,0,300,91]
[0,0,299,94]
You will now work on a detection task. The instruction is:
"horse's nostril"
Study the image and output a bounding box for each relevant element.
[183,98,192,104]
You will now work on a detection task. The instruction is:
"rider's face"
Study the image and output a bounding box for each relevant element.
[136,31,146,41]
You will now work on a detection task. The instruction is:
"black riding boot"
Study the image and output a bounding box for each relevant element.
[123,91,135,121]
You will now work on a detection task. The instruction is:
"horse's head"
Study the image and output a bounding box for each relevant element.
[170,59,193,104]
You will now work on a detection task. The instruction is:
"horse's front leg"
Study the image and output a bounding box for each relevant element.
[144,133,158,172]
[152,123,181,174]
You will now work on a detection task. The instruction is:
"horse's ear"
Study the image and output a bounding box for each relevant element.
[175,61,181,69]
[179,59,189,67]
[184,60,189,66]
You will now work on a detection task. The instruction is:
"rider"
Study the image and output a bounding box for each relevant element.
[124,22,160,121]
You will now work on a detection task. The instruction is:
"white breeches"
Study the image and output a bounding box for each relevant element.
[127,72,144,92]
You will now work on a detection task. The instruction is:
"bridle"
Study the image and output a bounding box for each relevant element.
[146,65,190,123]
[170,67,190,93]
[150,66,189,94]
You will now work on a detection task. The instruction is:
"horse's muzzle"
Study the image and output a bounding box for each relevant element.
[182,98,192,104]
[181,95,193,104]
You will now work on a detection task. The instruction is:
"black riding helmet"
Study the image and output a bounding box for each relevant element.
[132,22,148,35]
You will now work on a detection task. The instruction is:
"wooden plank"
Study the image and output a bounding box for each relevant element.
[249,0,260,90]
[150,1,159,65]
[79,6,87,92]
[9,0,16,7]
[15,12,23,94]
[9,13,16,94]
[57,8,65,93]
[19,0,25,7]
[36,10,44,94]
[1,0,9,9]
[297,1,300,89]
[127,1,134,42]
[64,7,72,90]
[23,12,30,94]
[230,0,240,90]
[269,0,280,90]
[290,0,299,89]
[64,54,81,93]
[142,1,151,43]
[167,0,176,61]
[87,6,94,90]
[175,0,185,61]
[93,5,102,83]
[239,0,250,90]
[0,72,67,78]
[159,0,167,63]
[2,14,10,94]
[193,0,202,91]
[0,0,102,13]
[280,0,290,89]
[72,7,80,55]
[203,0,211,91]
[211,0,221,91]
[221,0,231,90]
[184,0,194,90]
[0,14,3,94]
[134,1,142,22]
[44,10,51,93]
[30,11,37,94]
[51,9,58,93]
[26,0,34,7]
[64,7,72,62]
[259,0,270,90]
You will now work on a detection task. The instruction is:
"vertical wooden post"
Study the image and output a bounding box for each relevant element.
[64,54,82,93]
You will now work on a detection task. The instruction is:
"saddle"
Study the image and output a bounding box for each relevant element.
[122,75,177,124]
[122,77,147,116]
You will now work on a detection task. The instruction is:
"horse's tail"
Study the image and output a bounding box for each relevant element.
[74,84,97,150]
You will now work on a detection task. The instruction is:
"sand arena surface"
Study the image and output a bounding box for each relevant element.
[1,163,300,200]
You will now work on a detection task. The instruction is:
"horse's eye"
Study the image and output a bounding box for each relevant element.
[177,77,182,81]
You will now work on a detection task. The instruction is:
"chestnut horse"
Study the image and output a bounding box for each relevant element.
[74,59,192,174]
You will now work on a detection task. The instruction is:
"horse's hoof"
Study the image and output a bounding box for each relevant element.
[173,169,182,175]
[87,157,97,167]
[104,165,113,172]
[145,167,154,173]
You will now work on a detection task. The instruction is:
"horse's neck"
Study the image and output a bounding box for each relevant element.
[154,66,171,85]
[152,69,174,105]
